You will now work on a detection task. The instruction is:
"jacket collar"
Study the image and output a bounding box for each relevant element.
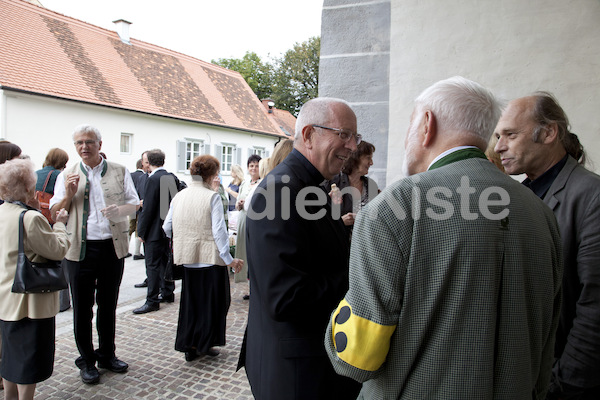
[543,155,579,210]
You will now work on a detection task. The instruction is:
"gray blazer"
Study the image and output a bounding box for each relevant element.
[544,156,600,390]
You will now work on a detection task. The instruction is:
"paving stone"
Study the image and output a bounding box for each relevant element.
[35,259,253,399]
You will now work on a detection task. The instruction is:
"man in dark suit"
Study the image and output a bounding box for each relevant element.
[495,92,600,399]
[239,97,362,399]
[133,149,178,314]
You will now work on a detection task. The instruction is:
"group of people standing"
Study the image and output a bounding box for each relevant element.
[235,82,599,400]
[0,76,598,400]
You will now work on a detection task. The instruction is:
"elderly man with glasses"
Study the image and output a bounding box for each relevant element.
[238,97,362,399]
[50,124,139,385]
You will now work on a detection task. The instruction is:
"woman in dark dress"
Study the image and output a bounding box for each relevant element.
[163,155,243,361]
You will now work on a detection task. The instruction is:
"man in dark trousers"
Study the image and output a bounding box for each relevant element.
[50,124,139,384]
[133,149,178,314]
[495,92,600,399]
[239,97,362,399]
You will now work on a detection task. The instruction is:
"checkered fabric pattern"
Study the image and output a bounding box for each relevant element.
[326,158,563,399]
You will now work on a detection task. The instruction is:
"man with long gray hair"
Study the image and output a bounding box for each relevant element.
[326,77,562,399]
[495,92,600,399]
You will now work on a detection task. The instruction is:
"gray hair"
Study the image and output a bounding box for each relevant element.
[72,124,102,141]
[0,158,37,202]
[415,76,502,148]
[295,97,352,139]
[530,91,585,165]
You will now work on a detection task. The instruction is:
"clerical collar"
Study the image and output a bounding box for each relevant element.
[522,154,568,199]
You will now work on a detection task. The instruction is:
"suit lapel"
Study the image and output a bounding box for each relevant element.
[543,156,577,210]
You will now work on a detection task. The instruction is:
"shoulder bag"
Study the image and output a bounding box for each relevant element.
[11,210,68,293]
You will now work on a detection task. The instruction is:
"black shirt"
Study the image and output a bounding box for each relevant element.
[522,154,568,199]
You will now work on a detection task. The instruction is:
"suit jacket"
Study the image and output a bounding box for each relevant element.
[137,169,177,243]
[241,149,361,399]
[325,158,563,399]
[131,169,147,199]
[544,156,600,391]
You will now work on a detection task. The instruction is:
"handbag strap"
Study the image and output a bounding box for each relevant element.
[18,210,26,256]
[41,170,53,193]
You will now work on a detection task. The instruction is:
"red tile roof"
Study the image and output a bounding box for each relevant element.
[0,0,289,138]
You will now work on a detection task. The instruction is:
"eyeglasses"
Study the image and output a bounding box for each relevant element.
[74,140,99,147]
[312,125,362,145]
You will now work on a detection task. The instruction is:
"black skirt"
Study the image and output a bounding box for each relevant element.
[175,265,231,354]
[0,317,55,384]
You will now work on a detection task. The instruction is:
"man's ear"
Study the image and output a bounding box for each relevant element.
[541,122,559,144]
[301,125,315,149]
[421,110,436,147]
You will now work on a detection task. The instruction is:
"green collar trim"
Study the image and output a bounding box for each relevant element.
[77,161,108,261]
[428,148,487,171]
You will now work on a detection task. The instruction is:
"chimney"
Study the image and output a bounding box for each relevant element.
[113,19,132,45]
[261,99,276,114]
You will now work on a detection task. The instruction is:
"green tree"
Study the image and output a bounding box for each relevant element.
[211,37,320,116]
[271,36,320,116]
[212,52,273,100]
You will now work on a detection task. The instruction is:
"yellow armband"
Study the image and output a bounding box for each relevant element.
[330,299,396,371]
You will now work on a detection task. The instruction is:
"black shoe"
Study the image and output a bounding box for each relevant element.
[159,294,175,303]
[125,253,132,258]
[133,254,145,260]
[98,357,128,373]
[80,365,100,384]
[185,351,198,362]
[132,303,159,314]
[243,294,250,300]
[134,279,148,288]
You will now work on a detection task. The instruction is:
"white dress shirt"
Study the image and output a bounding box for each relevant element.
[50,159,139,240]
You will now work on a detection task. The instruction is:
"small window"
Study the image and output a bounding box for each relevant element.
[252,147,266,158]
[177,139,205,172]
[221,144,235,173]
[120,133,132,154]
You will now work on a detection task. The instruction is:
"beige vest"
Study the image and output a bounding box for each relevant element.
[171,181,225,266]
[63,161,130,261]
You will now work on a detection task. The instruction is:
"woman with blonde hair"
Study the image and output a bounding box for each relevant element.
[268,139,294,173]
[163,155,243,361]
[225,164,244,211]
[0,159,70,400]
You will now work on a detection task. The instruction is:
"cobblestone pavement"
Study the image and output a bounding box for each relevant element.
[35,258,253,399]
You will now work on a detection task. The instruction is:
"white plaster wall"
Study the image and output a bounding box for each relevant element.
[1,91,280,187]
[389,0,600,183]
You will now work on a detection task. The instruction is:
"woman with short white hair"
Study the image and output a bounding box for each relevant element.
[0,159,70,400]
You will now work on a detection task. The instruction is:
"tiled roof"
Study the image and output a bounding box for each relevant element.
[271,109,297,137]
[0,0,288,138]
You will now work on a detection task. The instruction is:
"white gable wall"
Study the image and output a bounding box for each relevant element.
[0,90,282,187]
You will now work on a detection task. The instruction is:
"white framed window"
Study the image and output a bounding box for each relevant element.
[252,147,266,158]
[120,133,132,154]
[247,147,270,160]
[217,143,236,173]
[177,139,206,172]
